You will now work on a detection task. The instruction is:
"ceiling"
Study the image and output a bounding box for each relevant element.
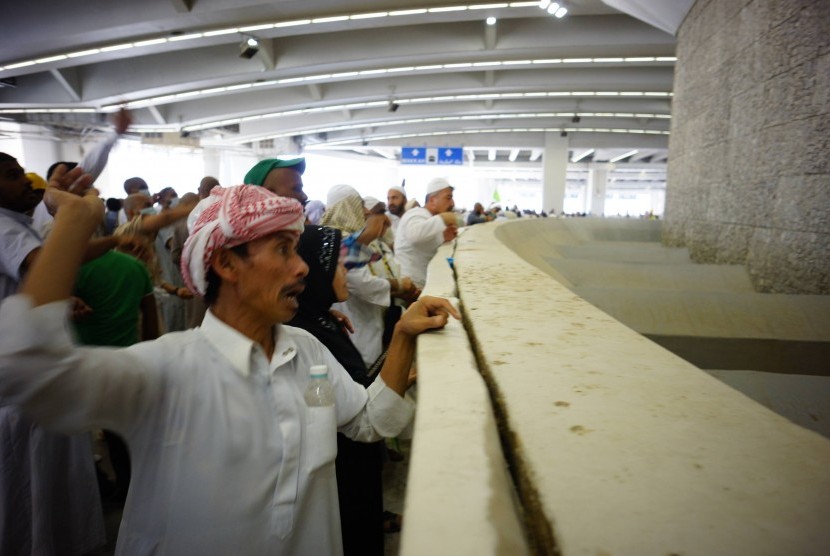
[0,0,687,165]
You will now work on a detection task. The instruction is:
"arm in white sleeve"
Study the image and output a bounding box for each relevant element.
[0,295,164,438]
[79,132,119,182]
[338,376,415,441]
[404,212,447,250]
[345,265,391,307]
[314,338,414,441]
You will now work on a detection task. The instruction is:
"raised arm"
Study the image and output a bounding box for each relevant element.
[136,197,198,235]
[78,108,131,182]
[20,165,102,306]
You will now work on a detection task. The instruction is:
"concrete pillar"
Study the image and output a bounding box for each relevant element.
[542,132,568,214]
[587,165,609,216]
[203,148,220,179]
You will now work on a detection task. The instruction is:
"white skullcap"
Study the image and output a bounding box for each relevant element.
[363,196,382,211]
[388,184,406,196]
[425,177,453,196]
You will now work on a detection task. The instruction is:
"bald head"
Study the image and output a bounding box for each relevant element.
[124,177,149,195]
[199,176,219,199]
[123,193,153,219]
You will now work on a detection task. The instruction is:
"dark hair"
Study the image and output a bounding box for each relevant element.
[202,243,249,306]
[0,153,16,163]
[106,197,123,212]
[46,161,78,179]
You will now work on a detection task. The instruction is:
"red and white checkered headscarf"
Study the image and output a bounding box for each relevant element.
[181,185,305,295]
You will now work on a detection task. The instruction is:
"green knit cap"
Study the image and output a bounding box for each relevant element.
[244,157,306,185]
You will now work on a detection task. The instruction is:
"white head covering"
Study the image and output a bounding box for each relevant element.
[388,184,406,196]
[363,196,383,211]
[326,184,361,208]
[426,177,453,196]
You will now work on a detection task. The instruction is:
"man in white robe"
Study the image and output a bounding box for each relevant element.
[0,172,457,555]
[394,177,459,288]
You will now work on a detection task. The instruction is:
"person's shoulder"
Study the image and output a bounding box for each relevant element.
[400,206,429,221]
[282,324,318,342]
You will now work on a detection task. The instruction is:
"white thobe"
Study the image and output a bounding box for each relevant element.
[394,206,448,288]
[0,209,105,555]
[332,265,391,367]
[0,299,414,555]
[387,212,401,235]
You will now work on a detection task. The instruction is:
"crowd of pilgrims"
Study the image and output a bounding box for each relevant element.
[0,110,550,554]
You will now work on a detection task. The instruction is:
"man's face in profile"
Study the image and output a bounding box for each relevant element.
[262,168,307,206]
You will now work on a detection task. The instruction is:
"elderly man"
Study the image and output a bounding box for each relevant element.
[0,168,458,555]
[386,183,407,235]
[244,157,308,206]
[394,177,458,288]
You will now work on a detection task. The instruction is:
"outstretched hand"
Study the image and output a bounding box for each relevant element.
[43,164,103,230]
[395,295,460,337]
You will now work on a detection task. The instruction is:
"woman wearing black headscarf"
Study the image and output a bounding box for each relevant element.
[288,225,385,556]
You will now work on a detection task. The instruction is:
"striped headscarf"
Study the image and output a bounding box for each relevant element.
[181,185,305,295]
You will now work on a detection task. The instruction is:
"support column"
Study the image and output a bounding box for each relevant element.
[542,132,568,214]
[587,164,609,217]
[203,148,220,180]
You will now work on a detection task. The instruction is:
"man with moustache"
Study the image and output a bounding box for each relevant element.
[0,170,459,555]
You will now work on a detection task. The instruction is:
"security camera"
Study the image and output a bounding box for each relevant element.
[239,37,259,59]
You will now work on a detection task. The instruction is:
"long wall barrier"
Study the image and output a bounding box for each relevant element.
[400,220,830,555]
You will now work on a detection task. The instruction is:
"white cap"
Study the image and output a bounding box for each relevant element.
[363,196,383,211]
[326,184,361,207]
[425,177,453,196]
[388,184,406,196]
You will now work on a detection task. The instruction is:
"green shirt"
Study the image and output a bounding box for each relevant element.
[73,250,154,347]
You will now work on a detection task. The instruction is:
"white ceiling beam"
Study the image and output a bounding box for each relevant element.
[341,108,352,120]
[484,70,495,87]
[484,21,497,50]
[258,39,277,71]
[468,149,476,161]
[488,149,496,161]
[508,149,519,162]
[48,68,81,102]
[307,83,323,101]
[169,0,194,14]
[529,149,543,161]
[147,105,167,125]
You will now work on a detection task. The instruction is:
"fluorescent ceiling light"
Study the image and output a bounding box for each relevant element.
[572,148,594,162]
[609,150,638,162]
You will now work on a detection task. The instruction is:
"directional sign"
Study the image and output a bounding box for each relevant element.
[437,147,463,165]
[401,146,463,165]
[401,147,426,164]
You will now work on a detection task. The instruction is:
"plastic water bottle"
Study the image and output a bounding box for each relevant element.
[304,365,335,407]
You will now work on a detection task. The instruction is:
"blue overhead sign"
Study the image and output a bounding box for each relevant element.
[401,147,426,164]
[401,146,463,165]
[437,147,463,165]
